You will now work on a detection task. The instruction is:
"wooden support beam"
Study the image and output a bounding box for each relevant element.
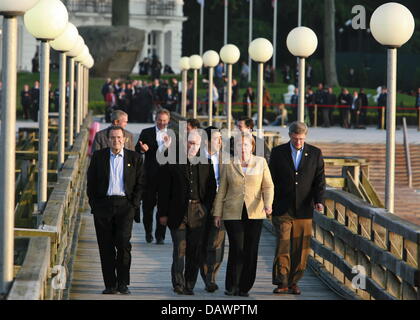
[14,228,57,243]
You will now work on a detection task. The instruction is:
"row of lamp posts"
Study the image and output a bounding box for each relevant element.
[0,0,94,295]
[178,30,317,138]
[177,3,414,216]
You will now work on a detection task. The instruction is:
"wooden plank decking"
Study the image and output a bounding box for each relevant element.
[69,211,341,300]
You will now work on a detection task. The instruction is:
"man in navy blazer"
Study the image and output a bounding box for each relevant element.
[87,125,143,295]
[269,121,325,295]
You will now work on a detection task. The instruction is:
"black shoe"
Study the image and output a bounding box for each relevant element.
[224,289,237,296]
[146,233,153,243]
[102,287,117,294]
[205,283,219,293]
[183,288,194,295]
[156,238,164,245]
[239,291,249,297]
[117,285,131,295]
[173,286,184,295]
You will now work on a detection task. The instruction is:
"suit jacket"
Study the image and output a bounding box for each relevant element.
[213,155,274,220]
[269,142,325,219]
[87,148,143,215]
[157,160,217,230]
[91,127,135,154]
[135,126,161,181]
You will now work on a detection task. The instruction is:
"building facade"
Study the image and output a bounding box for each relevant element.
[0,0,186,74]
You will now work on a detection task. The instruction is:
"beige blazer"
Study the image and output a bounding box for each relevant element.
[213,155,274,220]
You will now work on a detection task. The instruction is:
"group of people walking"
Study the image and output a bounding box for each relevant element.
[87,108,326,297]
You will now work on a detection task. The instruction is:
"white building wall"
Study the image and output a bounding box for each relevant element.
[1,0,186,75]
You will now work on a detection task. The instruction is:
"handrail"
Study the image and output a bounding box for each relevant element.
[7,116,92,300]
[402,117,413,188]
[312,187,420,300]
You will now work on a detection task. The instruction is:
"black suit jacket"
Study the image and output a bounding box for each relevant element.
[269,142,325,219]
[157,161,217,230]
[87,148,143,215]
[135,126,160,184]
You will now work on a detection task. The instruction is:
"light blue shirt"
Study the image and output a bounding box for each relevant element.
[107,149,126,196]
[290,142,304,171]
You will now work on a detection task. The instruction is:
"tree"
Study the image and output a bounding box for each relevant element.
[112,0,129,26]
[324,0,339,87]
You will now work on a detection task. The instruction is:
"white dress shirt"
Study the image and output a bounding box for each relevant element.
[156,126,169,153]
[205,150,220,188]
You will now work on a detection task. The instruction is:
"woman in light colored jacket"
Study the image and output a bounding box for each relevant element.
[213,132,274,297]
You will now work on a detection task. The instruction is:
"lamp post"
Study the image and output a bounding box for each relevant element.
[0,0,39,297]
[85,56,94,117]
[189,55,203,119]
[203,50,220,126]
[219,44,240,136]
[75,45,89,134]
[370,3,415,213]
[65,35,85,147]
[24,0,68,212]
[249,38,273,138]
[179,57,190,118]
[286,26,318,123]
[50,22,78,170]
[83,55,94,120]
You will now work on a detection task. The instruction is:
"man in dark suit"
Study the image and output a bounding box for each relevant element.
[351,91,364,129]
[269,121,325,295]
[323,87,336,127]
[377,86,388,129]
[87,125,143,295]
[199,126,225,293]
[135,109,172,244]
[358,88,368,127]
[158,130,217,295]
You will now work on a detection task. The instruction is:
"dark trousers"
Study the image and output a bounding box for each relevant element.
[170,201,207,290]
[272,215,312,288]
[322,107,331,127]
[223,206,263,293]
[342,108,351,128]
[93,197,134,289]
[199,218,226,287]
[142,180,166,240]
[352,109,361,128]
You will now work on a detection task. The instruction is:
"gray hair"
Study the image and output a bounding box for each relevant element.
[289,121,308,135]
[111,110,128,123]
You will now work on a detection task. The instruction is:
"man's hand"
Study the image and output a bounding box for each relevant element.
[214,216,221,228]
[162,134,172,148]
[138,140,149,153]
[314,203,324,213]
[264,207,272,218]
[159,216,168,226]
